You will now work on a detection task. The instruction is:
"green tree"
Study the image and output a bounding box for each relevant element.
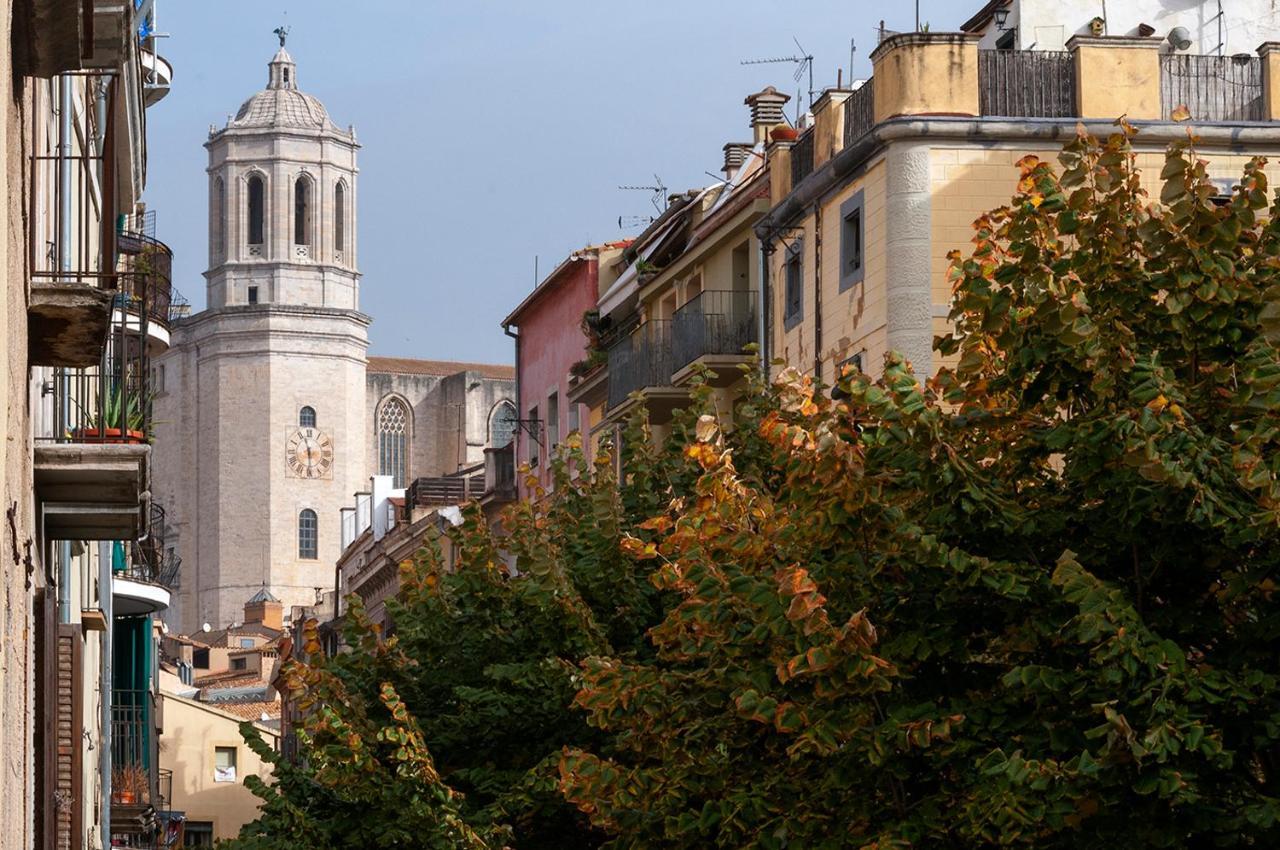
[559,125,1280,847]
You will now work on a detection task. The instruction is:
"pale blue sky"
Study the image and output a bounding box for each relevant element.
[145,0,973,363]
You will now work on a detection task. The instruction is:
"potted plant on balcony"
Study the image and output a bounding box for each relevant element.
[73,382,148,443]
[111,763,147,805]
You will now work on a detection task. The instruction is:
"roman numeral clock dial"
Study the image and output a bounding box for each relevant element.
[286,427,335,479]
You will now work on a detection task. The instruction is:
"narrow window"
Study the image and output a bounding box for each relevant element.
[489,401,516,448]
[298,509,318,559]
[377,398,409,488]
[547,392,560,448]
[567,402,579,435]
[247,285,259,305]
[334,182,345,252]
[214,747,237,782]
[294,177,311,246]
[783,243,803,329]
[212,177,225,259]
[299,405,316,428]
[528,405,540,467]
[184,822,215,847]
[247,174,265,245]
[839,191,866,292]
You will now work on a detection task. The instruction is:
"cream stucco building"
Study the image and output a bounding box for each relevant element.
[153,37,513,634]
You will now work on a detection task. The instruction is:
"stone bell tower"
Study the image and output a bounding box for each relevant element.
[152,31,369,631]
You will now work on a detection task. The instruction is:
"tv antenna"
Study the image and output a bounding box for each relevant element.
[742,37,815,122]
[618,174,668,214]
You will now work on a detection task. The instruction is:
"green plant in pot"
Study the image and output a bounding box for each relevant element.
[74,381,148,443]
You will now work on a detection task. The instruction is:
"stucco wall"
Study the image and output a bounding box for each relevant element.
[510,256,598,495]
[160,693,277,841]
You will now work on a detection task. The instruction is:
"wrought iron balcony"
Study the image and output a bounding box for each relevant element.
[791,129,815,186]
[842,80,875,150]
[672,290,758,373]
[110,689,161,840]
[606,320,676,410]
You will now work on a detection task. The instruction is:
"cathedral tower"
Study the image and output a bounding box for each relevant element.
[153,34,369,630]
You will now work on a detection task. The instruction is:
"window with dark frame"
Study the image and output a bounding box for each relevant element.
[839,190,866,292]
[783,242,803,328]
[247,285,258,305]
[547,392,560,448]
[528,406,540,467]
[184,822,215,847]
[299,405,316,428]
[294,177,311,246]
[231,657,247,671]
[247,174,265,245]
[335,182,345,252]
[298,509,318,559]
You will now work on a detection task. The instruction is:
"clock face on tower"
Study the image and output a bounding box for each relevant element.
[285,427,334,479]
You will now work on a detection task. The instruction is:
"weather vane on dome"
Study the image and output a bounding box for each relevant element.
[273,25,289,47]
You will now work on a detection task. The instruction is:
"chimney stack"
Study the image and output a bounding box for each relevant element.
[722,142,752,177]
[745,86,791,144]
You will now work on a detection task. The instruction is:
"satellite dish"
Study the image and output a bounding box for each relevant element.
[202,622,212,632]
[1167,26,1192,51]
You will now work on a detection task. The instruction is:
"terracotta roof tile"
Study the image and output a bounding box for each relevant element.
[215,699,282,721]
[366,356,514,380]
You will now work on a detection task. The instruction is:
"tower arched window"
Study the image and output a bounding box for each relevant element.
[294,176,312,246]
[377,397,409,489]
[299,406,316,428]
[334,182,345,254]
[298,509,317,559]
[247,174,266,246]
[212,177,225,260]
[489,401,517,449]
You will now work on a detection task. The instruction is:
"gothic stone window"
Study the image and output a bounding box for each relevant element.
[247,174,266,246]
[299,405,316,428]
[489,400,516,449]
[378,398,409,488]
[298,509,318,559]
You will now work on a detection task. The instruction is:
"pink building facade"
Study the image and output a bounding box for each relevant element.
[502,245,623,497]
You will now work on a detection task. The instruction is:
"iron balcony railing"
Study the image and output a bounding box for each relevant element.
[842,80,875,150]
[1160,53,1263,122]
[111,688,159,804]
[606,319,675,409]
[40,301,154,444]
[490,443,516,497]
[123,502,179,588]
[791,129,815,187]
[673,290,758,372]
[979,50,1076,118]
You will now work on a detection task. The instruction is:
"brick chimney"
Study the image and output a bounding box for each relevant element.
[745,86,791,144]
[244,586,283,631]
[722,142,752,177]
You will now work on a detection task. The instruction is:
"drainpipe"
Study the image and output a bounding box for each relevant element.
[57,75,73,623]
[812,202,823,382]
[758,238,772,379]
[99,541,113,848]
[502,323,520,467]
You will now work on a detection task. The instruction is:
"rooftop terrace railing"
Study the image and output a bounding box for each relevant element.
[979,49,1076,118]
[791,129,815,186]
[842,80,875,150]
[1161,53,1263,121]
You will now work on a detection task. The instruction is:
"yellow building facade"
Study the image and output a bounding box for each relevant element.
[760,31,1280,386]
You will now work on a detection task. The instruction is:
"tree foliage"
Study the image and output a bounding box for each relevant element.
[229,126,1280,848]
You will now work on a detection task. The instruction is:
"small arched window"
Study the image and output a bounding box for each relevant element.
[377,397,409,488]
[294,176,312,246]
[247,174,266,246]
[489,401,517,449]
[212,177,225,259]
[299,406,316,428]
[334,182,345,253]
[298,509,317,559]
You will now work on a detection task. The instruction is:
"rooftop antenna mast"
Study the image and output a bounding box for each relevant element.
[618,174,669,214]
[742,38,815,123]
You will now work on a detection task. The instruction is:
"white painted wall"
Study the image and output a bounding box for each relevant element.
[969,0,1280,55]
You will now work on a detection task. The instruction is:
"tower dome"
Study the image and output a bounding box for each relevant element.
[227,45,337,131]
